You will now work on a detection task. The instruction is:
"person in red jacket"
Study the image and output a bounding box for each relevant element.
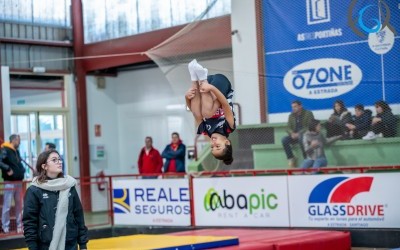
[137,136,163,179]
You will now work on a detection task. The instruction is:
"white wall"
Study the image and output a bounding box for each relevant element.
[231,0,261,124]
[86,76,120,175]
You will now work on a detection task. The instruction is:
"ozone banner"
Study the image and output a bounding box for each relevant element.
[193,176,290,227]
[112,178,191,226]
[263,0,400,115]
[288,173,400,228]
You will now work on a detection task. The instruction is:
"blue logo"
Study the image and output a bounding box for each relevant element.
[306,0,331,25]
[113,188,130,214]
[348,0,397,38]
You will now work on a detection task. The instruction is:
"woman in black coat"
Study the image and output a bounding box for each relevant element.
[363,100,398,140]
[23,149,88,250]
[326,100,352,138]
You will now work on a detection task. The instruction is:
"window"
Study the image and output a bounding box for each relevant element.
[82,0,231,43]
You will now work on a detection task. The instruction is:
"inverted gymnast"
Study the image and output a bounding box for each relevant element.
[185,59,236,165]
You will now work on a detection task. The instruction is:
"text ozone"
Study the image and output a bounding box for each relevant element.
[292,65,352,89]
[134,188,189,202]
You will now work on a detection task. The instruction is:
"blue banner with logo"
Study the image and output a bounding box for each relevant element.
[263,0,400,114]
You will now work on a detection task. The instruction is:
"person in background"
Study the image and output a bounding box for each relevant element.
[363,100,398,140]
[162,132,186,173]
[325,100,352,138]
[44,142,56,152]
[137,136,163,178]
[281,100,314,168]
[301,119,342,169]
[23,149,88,250]
[345,104,372,139]
[1,134,25,234]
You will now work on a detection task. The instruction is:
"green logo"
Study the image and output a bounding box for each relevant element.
[203,188,278,214]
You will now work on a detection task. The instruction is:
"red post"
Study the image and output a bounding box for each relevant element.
[189,175,196,227]
[71,0,91,211]
[108,176,114,226]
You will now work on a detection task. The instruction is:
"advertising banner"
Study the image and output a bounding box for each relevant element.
[112,178,191,226]
[263,0,400,116]
[288,173,400,228]
[193,176,290,227]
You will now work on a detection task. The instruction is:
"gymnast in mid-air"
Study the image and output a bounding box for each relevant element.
[185,59,236,165]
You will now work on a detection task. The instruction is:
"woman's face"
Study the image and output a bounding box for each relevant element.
[334,103,341,113]
[171,134,180,144]
[43,152,63,176]
[315,123,321,133]
[210,134,229,158]
[376,105,383,114]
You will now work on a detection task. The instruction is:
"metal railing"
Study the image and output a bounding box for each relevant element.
[1,165,399,239]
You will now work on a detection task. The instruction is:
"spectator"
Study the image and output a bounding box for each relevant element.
[301,119,342,169]
[1,134,25,234]
[162,132,186,173]
[137,136,163,178]
[345,104,372,139]
[363,100,398,140]
[326,100,352,138]
[282,100,314,168]
[23,149,88,250]
[44,142,56,151]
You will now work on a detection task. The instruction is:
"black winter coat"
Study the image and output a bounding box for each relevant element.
[0,145,25,181]
[22,185,88,250]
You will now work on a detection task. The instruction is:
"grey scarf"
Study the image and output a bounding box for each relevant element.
[32,175,77,250]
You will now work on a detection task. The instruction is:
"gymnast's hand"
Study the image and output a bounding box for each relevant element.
[186,87,196,100]
[199,82,213,93]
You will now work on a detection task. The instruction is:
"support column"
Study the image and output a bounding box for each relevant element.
[71,0,91,211]
[0,64,4,142]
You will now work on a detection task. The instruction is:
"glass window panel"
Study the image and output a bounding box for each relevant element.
[39,115,54,131]
[137,0,152,33]
[17,115,28,133]
[56,115,64,130]
[83,0,231,43]
[1,0,71,26]
[30,113,36,133]
[170,0,187,26]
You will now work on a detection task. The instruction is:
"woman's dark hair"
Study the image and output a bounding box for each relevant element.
[35,149,63,183]
[375,100,391,112]
[214,140,234,165]
[308,119,321,132]
[292,100,302,106]
[334,100,347,114]
[171,132,180,138]
[354,104,364,111]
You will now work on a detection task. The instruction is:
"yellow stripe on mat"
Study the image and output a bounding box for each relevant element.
[16,234,238,250]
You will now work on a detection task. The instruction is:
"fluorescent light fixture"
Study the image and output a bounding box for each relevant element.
[166,104,186,110]
[32,67,46,73]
